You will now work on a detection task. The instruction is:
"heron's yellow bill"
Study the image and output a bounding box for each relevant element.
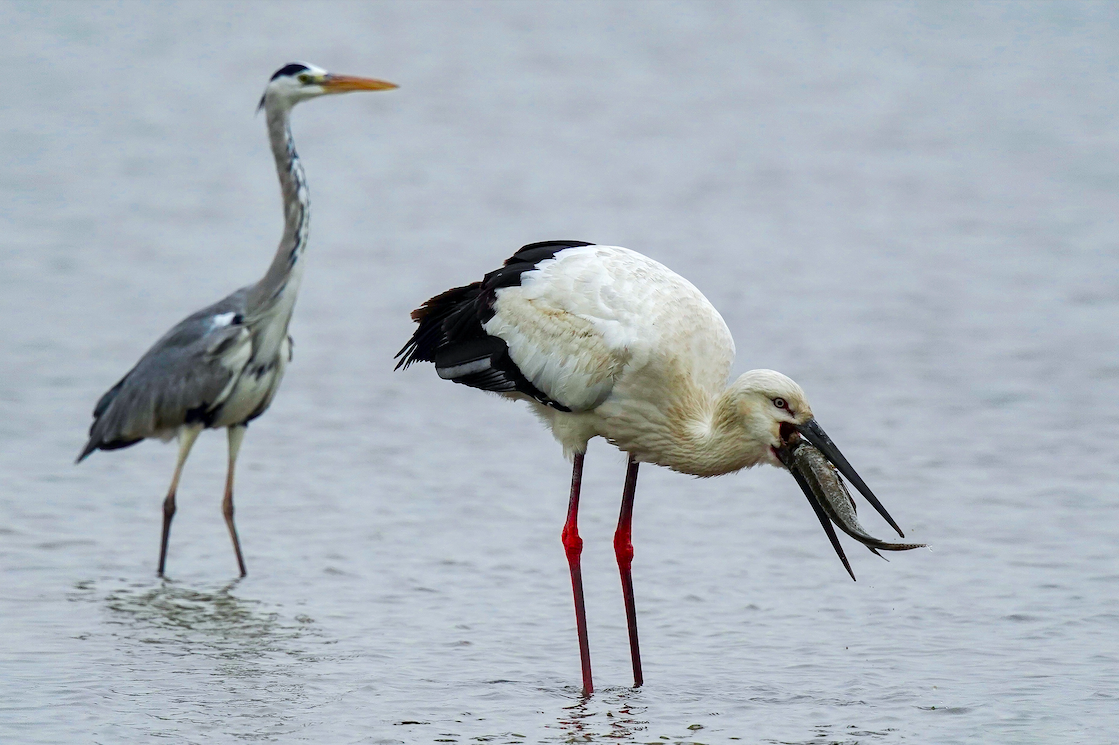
[322,74,398,93]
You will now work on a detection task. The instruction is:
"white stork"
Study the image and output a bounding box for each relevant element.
[397,240,920,694]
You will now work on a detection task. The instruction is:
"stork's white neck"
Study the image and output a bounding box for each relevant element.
[657,384,772,477]
[564,374,773,478]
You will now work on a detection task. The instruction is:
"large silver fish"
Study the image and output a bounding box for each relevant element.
[776,439,925,580]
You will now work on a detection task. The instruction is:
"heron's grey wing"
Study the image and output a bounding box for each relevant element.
[77,288,252,462]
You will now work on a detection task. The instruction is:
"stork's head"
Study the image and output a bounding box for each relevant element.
[734,368,906,541]
[733,369,813,466]
[259,62,397,112]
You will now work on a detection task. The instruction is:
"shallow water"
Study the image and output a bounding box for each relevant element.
[3,1,1119,742]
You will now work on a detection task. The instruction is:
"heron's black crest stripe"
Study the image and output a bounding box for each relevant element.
[270,63,310,81]
[396,240,594,411]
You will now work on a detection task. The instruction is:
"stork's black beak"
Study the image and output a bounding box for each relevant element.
[775,419,925,580]
[795,419,904,538]
[774,441,857,580]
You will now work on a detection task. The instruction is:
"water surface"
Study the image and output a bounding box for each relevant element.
[2,2,1118,742]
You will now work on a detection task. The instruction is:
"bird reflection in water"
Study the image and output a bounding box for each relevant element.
[95,579,318,672]
[107,581,265,633]
[67,579,320,738]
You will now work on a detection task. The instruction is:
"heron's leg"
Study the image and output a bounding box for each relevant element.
[222,425,248,578]
[158,424,203,577]
[561,452,593,696]
[614,455,643,687]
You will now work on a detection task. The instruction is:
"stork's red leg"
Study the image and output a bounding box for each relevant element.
[561,452,593,695]
[614,455,643,687]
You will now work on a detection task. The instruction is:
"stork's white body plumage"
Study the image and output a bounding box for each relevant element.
[488,245,744,472]
[400,240,919,694]
[482,245,803,477]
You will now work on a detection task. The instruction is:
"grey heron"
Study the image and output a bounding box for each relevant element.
[397,240,922,694]
[78,63,397,577]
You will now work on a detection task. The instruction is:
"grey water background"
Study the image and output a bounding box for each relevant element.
[2,1,1118,742]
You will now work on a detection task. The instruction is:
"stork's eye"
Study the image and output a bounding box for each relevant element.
[773,397,787,410]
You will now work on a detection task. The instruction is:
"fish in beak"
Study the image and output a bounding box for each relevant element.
[775,420,925,580]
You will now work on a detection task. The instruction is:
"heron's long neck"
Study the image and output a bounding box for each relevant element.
[247,103,311,318]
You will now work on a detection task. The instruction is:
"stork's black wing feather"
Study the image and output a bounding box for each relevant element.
[395,240,595,411]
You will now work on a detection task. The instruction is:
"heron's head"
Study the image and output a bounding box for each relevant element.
[259,62,397,111]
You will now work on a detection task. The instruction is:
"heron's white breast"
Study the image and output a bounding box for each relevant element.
[254,262,306,363]
[211,335,290,428]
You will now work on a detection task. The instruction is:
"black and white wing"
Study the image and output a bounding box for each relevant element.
[397,240,734,413]
[396,241,591,411]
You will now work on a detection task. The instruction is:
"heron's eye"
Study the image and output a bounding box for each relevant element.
[297,73,313,84]
[773,397,787,410]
